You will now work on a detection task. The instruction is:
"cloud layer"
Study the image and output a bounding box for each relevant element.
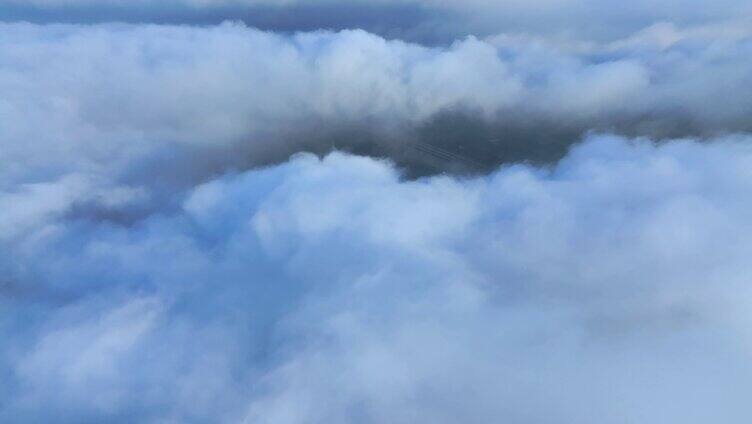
[3,7,752,423]
[4,21,752,191]
[3,135,752,422]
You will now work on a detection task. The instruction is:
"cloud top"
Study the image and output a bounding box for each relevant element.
[2,5,752,423]
[3,135,752,422]
[4,21,752,191]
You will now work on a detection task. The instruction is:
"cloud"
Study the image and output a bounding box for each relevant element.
[3,21,752,196]
[2,135,752,422]
[3,7,752,423]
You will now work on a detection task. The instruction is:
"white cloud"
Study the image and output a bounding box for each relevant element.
[2,10,752,423]
[3,135,752,422]
[2,22,752,191]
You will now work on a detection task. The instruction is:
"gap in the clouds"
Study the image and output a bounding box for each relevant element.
[67,122,732,230]
[197,111,727,181]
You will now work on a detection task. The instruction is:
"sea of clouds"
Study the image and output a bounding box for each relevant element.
[2,2,752,423]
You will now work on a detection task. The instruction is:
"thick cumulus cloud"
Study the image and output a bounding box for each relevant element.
[3,135,752,422]
[3,0,752,43]
[4,21,752,192]
[3,7,752,423]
